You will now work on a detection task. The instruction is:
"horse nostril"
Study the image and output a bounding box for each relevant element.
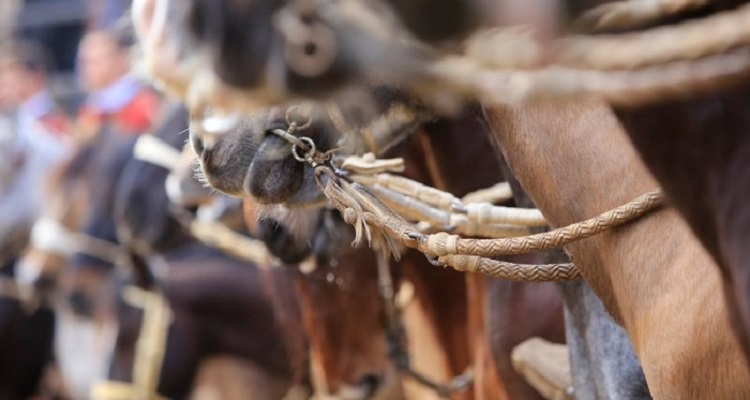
[68,291,94,317]
[358,374,382,398]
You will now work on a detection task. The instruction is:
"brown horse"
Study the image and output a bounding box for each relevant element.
[14,133,114,399]
[484,99,750,398]
[406,111,567,400]
[239,151,473,400]
[609,47,750,359]
[21,107,300,399]
[188,95,571,399]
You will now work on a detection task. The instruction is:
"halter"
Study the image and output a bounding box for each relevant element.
[29,217,126,266]
[271,110,479,397]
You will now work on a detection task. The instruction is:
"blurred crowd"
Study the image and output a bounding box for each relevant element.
[0,0,164,263]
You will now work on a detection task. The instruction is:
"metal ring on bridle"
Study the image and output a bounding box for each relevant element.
[292,136,317,163]
[286,105,313,130]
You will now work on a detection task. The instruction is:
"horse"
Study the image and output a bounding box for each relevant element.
[16,130,120,399]
[109,104,302,399]
[234,131,475,400]
[187,88,586,399]
[20,105,300,400]
[484,98,750,398]
[0,99,70,399]
[599,16,750,361]
[499,161,651,400]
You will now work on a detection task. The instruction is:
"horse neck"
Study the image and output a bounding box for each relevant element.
[487,100,659,222]
[484,99,718,338]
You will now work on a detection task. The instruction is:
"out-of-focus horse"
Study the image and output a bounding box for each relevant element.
[21,105,300,399]
[188,91,574,399]
[0,104,69,398]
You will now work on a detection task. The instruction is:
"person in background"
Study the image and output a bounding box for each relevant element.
[0,40,71,141]
[88,0,132,30]
[76,28,162,139]
[0,39,70,266]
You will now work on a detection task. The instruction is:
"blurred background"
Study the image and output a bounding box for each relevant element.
[1,0,136,114]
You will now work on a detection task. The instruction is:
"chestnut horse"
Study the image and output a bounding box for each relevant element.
[484,99,750,398]
[611,44,750,358]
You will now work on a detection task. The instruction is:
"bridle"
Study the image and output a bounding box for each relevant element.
[269,106,478,397]
[375,252,475,398]
[268,103,663,282]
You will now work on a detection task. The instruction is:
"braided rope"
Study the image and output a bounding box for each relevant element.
[460,182,513,205]
[439,255,581,282]
[428,45,750,107]
[416,190,664,258]
[363,188,662,256]
[318,158,663,281]
[561,2,750,69]
[360,212,581,282]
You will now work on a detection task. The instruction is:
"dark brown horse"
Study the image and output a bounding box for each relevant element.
[22,105,300,399]
[188,95,573,399]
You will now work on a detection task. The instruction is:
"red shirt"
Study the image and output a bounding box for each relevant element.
[77,87,162,138]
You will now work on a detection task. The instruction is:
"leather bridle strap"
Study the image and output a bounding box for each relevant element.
[375,252,474,397]
[90,286,172,400]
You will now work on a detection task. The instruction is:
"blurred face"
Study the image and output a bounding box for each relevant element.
[0,63,16,110]
[78,32,130,91]
[0,60,42,107]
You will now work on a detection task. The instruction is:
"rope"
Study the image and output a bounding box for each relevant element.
[321,164,663,281]
[318,0,750,106]
[375,189,664,258]
[561,2,750,69]
[376,253,474,398]
[30,217,126,265]
[424,45,750,108]
[460,182,513,205]
[576,0,711,31]
[436,255,580,282]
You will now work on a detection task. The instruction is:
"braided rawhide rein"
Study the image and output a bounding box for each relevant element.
[261,114,666,283]
[314,160,664,282]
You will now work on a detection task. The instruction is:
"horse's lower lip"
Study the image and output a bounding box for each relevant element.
[246,134,305,204]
